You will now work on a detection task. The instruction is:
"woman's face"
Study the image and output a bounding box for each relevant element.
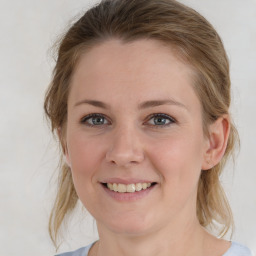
[65,39,210,235]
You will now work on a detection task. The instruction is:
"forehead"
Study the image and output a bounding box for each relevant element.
[69,39,198,108]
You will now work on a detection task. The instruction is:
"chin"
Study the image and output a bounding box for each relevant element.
[105,215,154,236]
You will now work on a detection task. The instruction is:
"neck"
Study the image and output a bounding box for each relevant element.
[95,217,208,256]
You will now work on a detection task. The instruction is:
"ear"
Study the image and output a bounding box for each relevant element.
[201,115,230,170]
[57,127,71,167]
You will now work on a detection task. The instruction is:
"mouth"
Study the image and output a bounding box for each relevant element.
[101,182,157,193]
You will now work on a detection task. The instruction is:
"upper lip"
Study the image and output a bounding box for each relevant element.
[100,178,156,185]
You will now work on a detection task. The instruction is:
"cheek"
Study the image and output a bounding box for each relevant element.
[67,133,105,188]
[148,132,205,188]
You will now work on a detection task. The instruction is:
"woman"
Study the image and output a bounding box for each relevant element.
[44,0,254,255]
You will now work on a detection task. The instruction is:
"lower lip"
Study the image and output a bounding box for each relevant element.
[100,183,157,202]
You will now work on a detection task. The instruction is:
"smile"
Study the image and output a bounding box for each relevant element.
[103,182,157,193]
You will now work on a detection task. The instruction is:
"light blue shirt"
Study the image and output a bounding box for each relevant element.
[56,241,254,256]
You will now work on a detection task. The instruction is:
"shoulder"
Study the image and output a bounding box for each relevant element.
[223,242,254,256]
[55,243,94,256]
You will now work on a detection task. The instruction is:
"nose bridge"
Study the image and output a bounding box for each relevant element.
[105,123,144,166]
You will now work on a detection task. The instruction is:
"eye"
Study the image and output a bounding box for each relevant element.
[147,113,175,127]
[81,114,109,127]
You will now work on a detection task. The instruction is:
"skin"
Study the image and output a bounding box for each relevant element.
[64,39,231,256]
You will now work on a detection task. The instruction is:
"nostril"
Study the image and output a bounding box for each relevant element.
[105,143,144,167]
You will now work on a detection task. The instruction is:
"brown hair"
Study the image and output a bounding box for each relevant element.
[44,0,239,247]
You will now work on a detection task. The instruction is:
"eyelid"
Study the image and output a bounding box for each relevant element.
[147,113,176,122]
[80,113,176,128]
[145,113,176,127]
[80,113,110,126]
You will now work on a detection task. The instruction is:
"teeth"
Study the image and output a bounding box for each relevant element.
[118,184,127,193]
[113,183,118,192]
[127,184,136,193]
[107,183,113,190]
[142,183,148,190]
[106,182,153,193]
[135,183,142,191]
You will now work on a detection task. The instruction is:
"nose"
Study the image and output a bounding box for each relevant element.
[105,126,145,167]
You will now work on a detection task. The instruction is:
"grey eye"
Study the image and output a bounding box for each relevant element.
[90,116,106,125]
[81,114,108,126]
[147,114,175,126]
[153,116,170,125]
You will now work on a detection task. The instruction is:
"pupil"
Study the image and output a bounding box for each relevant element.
[155,117,166,125]
[93,117,104,125]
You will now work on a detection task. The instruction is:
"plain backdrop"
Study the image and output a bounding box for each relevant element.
[0,0,255,255]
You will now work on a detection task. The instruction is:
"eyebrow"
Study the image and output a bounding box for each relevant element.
[138,99,187,110]
[74,99,110,109]
[74,99,187,110]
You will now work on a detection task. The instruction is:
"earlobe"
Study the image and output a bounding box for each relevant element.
[63,141,71,167]
[202,115,230,170]
[57,127,71,168]
[64,148,71,168]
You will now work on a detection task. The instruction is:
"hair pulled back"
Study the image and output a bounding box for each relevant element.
[44,0,239,247]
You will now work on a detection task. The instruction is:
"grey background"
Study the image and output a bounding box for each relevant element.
[0,0,255,255]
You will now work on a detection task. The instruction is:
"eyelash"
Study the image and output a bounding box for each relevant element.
[80,113,176,128]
